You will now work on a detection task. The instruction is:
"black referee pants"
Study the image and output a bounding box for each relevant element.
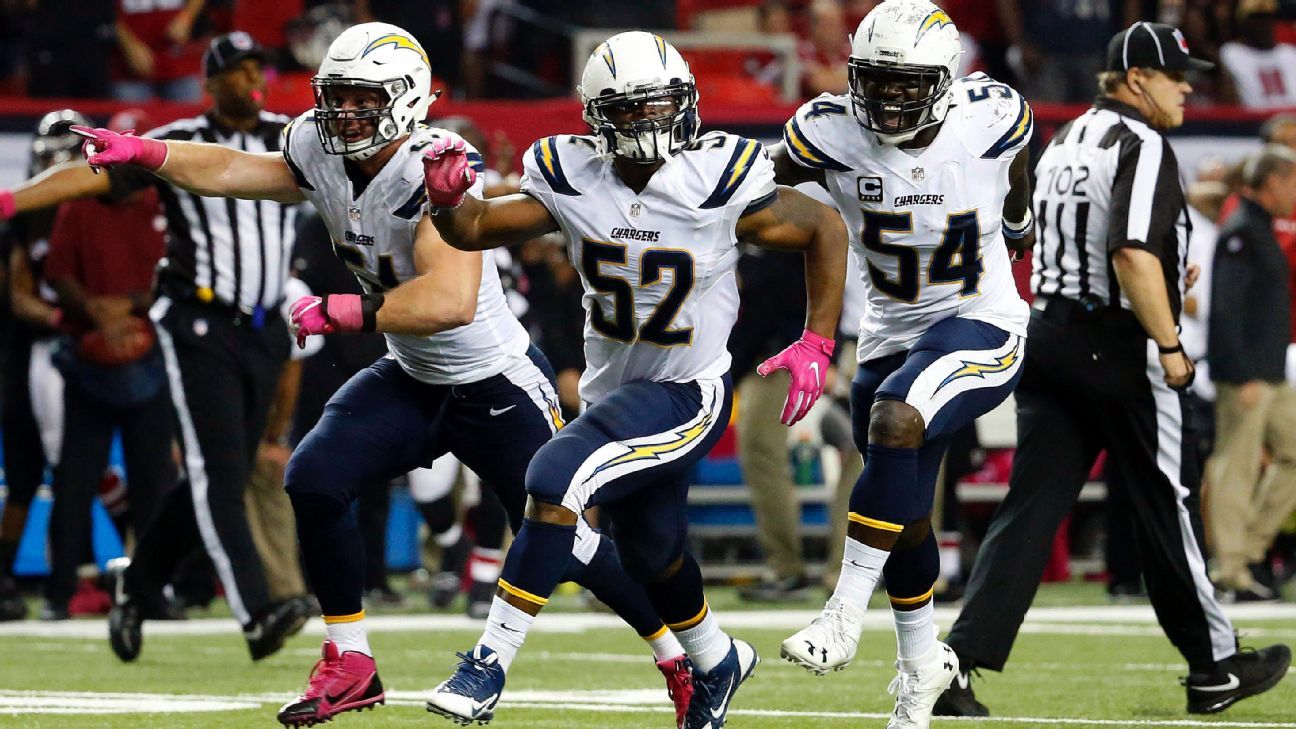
[946,299,1236,673]
[127,297,288,628]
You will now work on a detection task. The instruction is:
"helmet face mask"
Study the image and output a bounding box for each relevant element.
[848,58,951,139]
[312,78,404,158]
[585,82,698,164]
[578,32,700,164]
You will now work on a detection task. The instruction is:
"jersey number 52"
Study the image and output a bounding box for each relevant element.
[582,239,694,347]
[862,210,983,301]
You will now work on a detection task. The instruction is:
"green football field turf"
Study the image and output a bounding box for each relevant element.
[1,584,1294,729]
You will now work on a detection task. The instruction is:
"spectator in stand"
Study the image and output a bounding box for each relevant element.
[113,0,208,102]
[20,0,115,98]
[1205,144,1296,602]
[938,0,1011,82]
[460,0,508,98]
[798,0,851,97]
[744,1,794,99]
[41,109,177,622]
[355,0,462,92]
[997,0,1138,102]
[1220,0,1296,109]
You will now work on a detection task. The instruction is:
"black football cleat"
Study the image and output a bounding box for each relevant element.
[933,667,989,717]
[247,599,311,661]
[1185,644,1291,714]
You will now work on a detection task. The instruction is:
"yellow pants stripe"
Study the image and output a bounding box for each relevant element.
[323,610,365,624]
[665,601,709,631]
[888,586,936,606]
[498,579,549,607]
[644,625,670,641]
[848,512,904,533]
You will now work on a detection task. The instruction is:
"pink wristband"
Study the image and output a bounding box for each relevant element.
[802,328,836,356]
[0,189,15,221]
[325,294,365,333]
[136,137,169,171]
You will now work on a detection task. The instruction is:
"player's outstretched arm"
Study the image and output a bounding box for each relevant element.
[0,161,111,221]
[289,215,481,345]
[1002,147,1035,261]
[738,185,847,425]
[73,126,305,203]
[767,142,828,188]
[421,136,558,250]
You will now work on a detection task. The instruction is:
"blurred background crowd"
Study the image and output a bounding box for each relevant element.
[0,0,1295,624]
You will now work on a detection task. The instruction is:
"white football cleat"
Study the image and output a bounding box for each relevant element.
[887,641,960,729]
[779,597,863,675]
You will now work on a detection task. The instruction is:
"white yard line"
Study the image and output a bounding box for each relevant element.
[0,689,1292,726]
[1,604,1294,639]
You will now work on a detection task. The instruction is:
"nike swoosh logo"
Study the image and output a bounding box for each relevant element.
[808,361,820,387]
[711,674,736,719]
[472,695,498,714]
[499,623,522,634]
[489,405,517,416]
[245,624,265,642]
[1194,673,1241,692]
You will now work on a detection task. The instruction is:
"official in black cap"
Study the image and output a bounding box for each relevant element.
[0,30,311,661]
[932,21,1292,718]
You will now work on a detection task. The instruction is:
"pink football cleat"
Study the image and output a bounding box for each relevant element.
[277,641,385,726]
[656,654,695,729]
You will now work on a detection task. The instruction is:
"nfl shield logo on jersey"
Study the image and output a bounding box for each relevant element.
[630,202,643,218]
[349,207,361,221]
[911,167,925,182]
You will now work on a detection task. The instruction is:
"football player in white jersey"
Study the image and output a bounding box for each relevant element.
[767,2,1034,727]
[72,22,698,728]
[421,31,848,729]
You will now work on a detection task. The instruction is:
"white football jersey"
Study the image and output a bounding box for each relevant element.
[521,131,777,402]
[784,74,1031,362]
[283,114,530,385]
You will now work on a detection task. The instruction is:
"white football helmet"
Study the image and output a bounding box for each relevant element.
[577,31,699,163]
[848,0,962,144]
[312,22,435,160]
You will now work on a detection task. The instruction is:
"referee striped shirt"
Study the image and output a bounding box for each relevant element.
[1030,96,1190,319]
[108,111,298,315]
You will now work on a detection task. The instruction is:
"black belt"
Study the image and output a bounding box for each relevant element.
[1033,294,1143,332]
[159,280,280,331]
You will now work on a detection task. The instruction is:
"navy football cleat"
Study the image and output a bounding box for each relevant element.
[426,645,506,725]
[683,639,759,729]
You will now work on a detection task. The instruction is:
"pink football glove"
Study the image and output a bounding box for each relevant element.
[757,329,836,426]
[0,189,14,221]
[70,126,168,172]
[289,295,365,349]
[421,135,477,209]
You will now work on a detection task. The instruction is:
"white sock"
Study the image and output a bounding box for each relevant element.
[434,523,463,548]
[646,627,686,661]
[893,602,936,662]
[674,607,731,674]
[469,548,503,583]
[830,538,888,613]
[325,614,371,656]
[479,597,534,672]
